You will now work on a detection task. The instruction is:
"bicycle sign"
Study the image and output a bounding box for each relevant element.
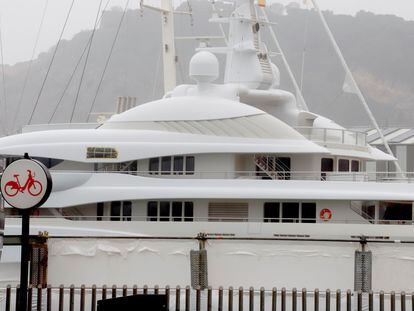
[0,157,52,209]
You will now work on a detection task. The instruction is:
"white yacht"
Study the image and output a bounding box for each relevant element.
[1,0,414,294]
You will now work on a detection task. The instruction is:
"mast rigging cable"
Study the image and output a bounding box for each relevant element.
[0,19,7,135]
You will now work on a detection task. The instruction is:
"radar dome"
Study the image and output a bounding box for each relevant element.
[189,51,219,83]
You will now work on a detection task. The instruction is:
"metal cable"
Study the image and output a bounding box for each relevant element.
[27,0,76,125]
[86,0,130,122]
[0,20,7,135]
[69,0,104,123]
[12,0,49,133]
[48,0,112,124]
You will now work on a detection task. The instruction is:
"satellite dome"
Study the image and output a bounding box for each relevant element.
[189,51,219,83]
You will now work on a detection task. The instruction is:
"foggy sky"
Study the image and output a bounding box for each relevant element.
[0,0,413,65]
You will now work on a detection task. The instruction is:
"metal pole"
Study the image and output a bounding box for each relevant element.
[19,209,30,311]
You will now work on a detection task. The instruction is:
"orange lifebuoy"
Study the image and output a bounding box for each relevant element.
[320,208,332,221]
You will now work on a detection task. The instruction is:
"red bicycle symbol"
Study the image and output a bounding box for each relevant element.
[3,169,43,197]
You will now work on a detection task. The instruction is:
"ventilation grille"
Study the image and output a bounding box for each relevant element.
[190,249,208,289]
[208,202,248,221]
[354,250,372,292]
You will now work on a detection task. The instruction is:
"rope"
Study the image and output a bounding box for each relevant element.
[69,0,104,123]
[48,0,112,124]
[86,0,130,122]
[27,0,76,125]
[12,0,49,133]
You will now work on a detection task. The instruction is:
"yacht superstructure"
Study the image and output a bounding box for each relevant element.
[1,0,414,293]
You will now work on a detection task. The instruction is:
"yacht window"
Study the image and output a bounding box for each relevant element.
[97,202,104,221]
[321,158,334,171]
[149,158,159,174]
[110,201,121,221]
[184,202,194,222]
[159,201,170,221]
[161,157,171,175]
[185,156,195,175]
[276,157,291,180]
[379,201,412,223]
[338,159,350,172]
[172,202,183,221]
[147,201,158,221]
[301,203,316,223]
[122,201,132,221]
[282,202,300,223]
[351,160,360,172]
[87,147,118,159]
[264,202,280,223]
[174,156,184,174]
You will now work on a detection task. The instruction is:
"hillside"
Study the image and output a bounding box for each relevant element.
[1,1,414,134]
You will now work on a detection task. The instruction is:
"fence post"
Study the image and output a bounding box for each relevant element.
[58,285,64,311]
[102,285,107,300]
[15,284,20,311]
[391,291,395,311]
[123,285,128,297]
[196,286,201,311]
[69,284,75,311]
[292,288,297,311]
[112,285,117,299]
[5,285,11,311]
[357,290,362,311]
[314,289,319,311]
[239,287,244,311]
[260,287,265,311]
[37,284,43,311]
[80,285,85,311]
[155,285,159,295]
[368,291,373,311]
[346,290,351,311]
[46,285,52,311]
[336,290,341,311]
[185,286,190,311]
[401,292,406,311]
[249,287,254,311]
[379,291,384,311]
[143,285,148,295]
[281,288,286,311]
[228,287,234,311]
[165,286,170,310]
[219,287,224,311]
[133,285,138,296]
[207,286,212,311]
[271,288,277,311]
[411,292,414,311]
[91,285,97,311]
[302,288,307,311]
[28,285,33,310]
[175,286,180,311]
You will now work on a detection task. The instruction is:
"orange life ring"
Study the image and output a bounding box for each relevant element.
[320,208,332,221]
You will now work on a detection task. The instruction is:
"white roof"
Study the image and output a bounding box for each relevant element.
[0,129,328,162]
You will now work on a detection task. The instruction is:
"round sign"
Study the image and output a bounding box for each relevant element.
[0,158,52,209]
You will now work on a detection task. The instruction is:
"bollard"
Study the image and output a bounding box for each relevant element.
[37,285,42,311]
[357,291,362,311]
[260,287,265,311]
[143,285,148,295]
[175,286,181,311]
[219,286,224,311]
[166,286,170,310]
[91,285,97,311]
[80,285,86,311]
[111,285,117,299]
[155,285,159,295]
[185,286,190,311]
[271,288,277,311]
[123,285,128,297]
[391,291,395,311]
[228,287,233,311]
[59,285,64,311]
[249,287,254,311]
[102,285,107,300]
[196,286,201,311]
[69,285,75,311]
[207,287,212,311]
[292,288,297,311]
[281,288,286,311]
[239,287,244,311]
[401,292,406,311]
[379,291,384,311]
[336,290,341,311]
[133,285,138,296]
[47,285,52,311]
[314,289,319,311]
[5,285,11,311]
[368,291,373,311]
[302,288,307,311]
[346,290,351,311]
[326,289,331,311]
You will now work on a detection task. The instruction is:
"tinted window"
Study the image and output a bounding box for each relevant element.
[110,201,121,221]
[264,202,280,223]
[147,201,158,221]
[282,202,299,223]
[321,158,334,172]
[184,202,194,221]
[97,202,104,221]
[149,158,159,174]
[351,160,360,172]
[172,202,183,221]
[301,203,316,223]
[160,201,170,221]
[338,159,350,172]
[161,157,171,175]
[174,156,184,174]
[123,201,132,221]
[186,156,195,175]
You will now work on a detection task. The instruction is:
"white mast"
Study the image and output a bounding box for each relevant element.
[310,0,403,174]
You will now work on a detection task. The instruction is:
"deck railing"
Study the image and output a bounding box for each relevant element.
[0,285,412,311]
[294,127,367,147]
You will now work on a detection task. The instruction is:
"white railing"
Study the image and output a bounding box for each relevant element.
[294,127,367,147]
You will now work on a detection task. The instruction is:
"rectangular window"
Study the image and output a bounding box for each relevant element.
[264,202,280,223]
[149,158,159,174]
[351,160,360,172]
[321,158,334,172]
[282,202,300,223]
[185,156,195,175]
[184,202,194,222]
[97,202,104,221]
[172,201,183,221]
[301,202,316,223]
[122,201,132,221]
[173,156,184,175]
[161,157,171,175]
[86,147,118,159]
[159,201,170,221]
[338,159,350,172]
[147,201,158,221]
[110,201,121,221]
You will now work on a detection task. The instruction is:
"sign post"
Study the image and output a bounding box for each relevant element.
[0,153,52,311]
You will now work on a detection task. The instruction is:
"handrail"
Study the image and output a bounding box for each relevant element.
[294,127,367,147]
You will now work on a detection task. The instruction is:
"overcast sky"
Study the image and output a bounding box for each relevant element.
[0,0,413,65]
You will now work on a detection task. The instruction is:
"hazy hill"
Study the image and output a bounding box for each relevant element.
[1,1,414,134]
